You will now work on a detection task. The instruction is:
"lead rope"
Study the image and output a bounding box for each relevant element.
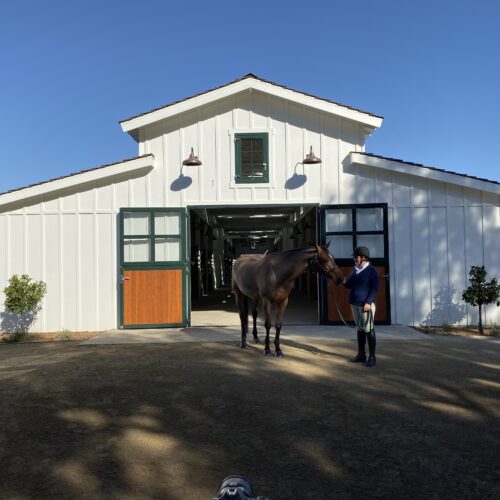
[330,282,356,329]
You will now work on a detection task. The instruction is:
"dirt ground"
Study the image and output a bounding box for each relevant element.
[1,336,499,499]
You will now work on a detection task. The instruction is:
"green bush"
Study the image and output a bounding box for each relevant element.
[3,274,47,335]
[462,266,500,335]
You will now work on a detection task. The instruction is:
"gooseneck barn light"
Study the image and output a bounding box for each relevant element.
[302,146,321,164]
[182,147,202,166]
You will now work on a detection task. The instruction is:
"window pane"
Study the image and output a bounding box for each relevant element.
[357,235,384,258]
[239,137,265,179]
[326,235,353,258]
[124,212,149,236]
[124,238,150,262]
[325,209,352,232]
[154,213,180,235]
[356,208,383,231]
[155,238,180,261]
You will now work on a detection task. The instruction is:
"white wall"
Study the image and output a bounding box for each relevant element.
[138,90,364,207]
[354,163,500,326]
[1,90,498,331]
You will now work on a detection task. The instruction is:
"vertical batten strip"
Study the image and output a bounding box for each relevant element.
[215,114,220,202]
[320,113,325,204]
[145,140,151,208]
[23,209,27,273]
[76,194,81,331]
[58,197,63,331]
[162,134,167,207]
[179,125,184,207]
[285,121,290,201]
[94,188,99,329]
[267,111,273,200]
[198,116,203,201]
[111,183,117,329]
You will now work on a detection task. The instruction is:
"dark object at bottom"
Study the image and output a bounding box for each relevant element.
[212,475,269,500]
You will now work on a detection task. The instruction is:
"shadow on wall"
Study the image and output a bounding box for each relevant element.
[421,285,466,326]
[0,311,37,334]
[170,174,193,192]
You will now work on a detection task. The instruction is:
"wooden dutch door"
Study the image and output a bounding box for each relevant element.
[119,208,189,328]
[318,204,391,325]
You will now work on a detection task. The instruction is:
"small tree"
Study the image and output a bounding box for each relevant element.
[462,265,500,335]
[3,274,47,335]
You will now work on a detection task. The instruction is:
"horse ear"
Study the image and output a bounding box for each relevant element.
[326,240,331,248]
[315,244,321,254]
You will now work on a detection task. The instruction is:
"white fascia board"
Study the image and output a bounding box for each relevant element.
[0,155,155,209]
[350,153,500,195]
[121,79,383,135]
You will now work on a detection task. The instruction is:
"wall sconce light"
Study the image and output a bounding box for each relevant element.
[302,146,321,164]
[182,147,202,166]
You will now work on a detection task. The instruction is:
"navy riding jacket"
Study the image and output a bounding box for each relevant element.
[344,265,379,306]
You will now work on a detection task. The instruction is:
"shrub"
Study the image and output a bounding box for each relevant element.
[462,266,500,335]
[3,274,47,335]
[57,328,72,341]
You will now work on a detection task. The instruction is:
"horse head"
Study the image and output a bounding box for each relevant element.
[314,244,343,285]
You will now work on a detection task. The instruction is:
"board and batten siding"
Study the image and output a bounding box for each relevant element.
[354,163,500,327]
[1,89,498,331]
[137,91,364,207]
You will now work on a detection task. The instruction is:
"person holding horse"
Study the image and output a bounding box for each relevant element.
[343,246,379,367]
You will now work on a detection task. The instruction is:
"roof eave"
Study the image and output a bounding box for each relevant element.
[350,152,500,195]
[120,78,383,138]
[0,155,155,211]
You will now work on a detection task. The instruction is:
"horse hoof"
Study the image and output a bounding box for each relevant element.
[240,341,247,349]
[264,348,272,356]
[275,350,283,357]
[253,337,260,344]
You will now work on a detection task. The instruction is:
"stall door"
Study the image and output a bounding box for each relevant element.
[119,208,189,328]
[318,204,391,325]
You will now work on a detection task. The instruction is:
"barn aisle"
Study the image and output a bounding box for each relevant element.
[190,287,319,326]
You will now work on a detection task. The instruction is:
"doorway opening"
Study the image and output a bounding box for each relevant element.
[188,204,320,327]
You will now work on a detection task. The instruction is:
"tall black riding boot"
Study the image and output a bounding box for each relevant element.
[365,330,376,367]
[351,330,366,362]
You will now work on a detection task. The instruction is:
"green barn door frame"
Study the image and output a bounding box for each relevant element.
[317,203,391,325]
[118,207,190,328]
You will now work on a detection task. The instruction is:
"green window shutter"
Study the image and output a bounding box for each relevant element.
[235,133,269,183]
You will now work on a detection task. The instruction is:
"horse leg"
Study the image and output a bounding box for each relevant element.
[234,288,248,348]
[274,296,289,357]
[262,298,272,356]
[251,296,260,344]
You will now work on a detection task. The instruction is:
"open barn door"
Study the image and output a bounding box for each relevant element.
[119,208,189,328]
[318,204,391,325]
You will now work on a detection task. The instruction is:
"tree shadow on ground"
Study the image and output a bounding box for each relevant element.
[0,337,499,499]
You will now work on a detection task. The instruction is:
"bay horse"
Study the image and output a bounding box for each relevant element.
[232,244,343,356]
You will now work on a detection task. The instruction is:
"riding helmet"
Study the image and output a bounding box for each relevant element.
[353,246,370,259]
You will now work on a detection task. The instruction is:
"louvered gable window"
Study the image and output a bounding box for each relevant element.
[235,133,269,183]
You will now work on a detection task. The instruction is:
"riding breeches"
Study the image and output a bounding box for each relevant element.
[351,304,376,333]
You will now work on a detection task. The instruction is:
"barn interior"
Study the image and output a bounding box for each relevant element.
[189,205,321,326]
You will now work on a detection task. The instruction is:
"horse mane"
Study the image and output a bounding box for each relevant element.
[267,245,317,256]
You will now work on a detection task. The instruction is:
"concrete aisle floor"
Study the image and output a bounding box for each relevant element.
[83,288,432,345]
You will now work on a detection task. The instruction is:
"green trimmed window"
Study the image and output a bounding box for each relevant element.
[121,209,184,264]
[235,133,269,183]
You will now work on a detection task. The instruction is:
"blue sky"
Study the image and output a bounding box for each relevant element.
[1,0,499,193]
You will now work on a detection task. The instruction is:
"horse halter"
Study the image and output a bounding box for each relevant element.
[309,250,336,276]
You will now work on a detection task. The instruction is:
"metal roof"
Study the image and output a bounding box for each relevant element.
[120,73,383,124]
[356,152,499,186]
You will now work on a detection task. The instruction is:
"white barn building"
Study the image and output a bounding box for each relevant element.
[1,74,499,332]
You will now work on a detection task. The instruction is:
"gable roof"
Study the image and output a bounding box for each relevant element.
[350,152,500,195]
[120,74,383,139]
[0,155,155,211]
